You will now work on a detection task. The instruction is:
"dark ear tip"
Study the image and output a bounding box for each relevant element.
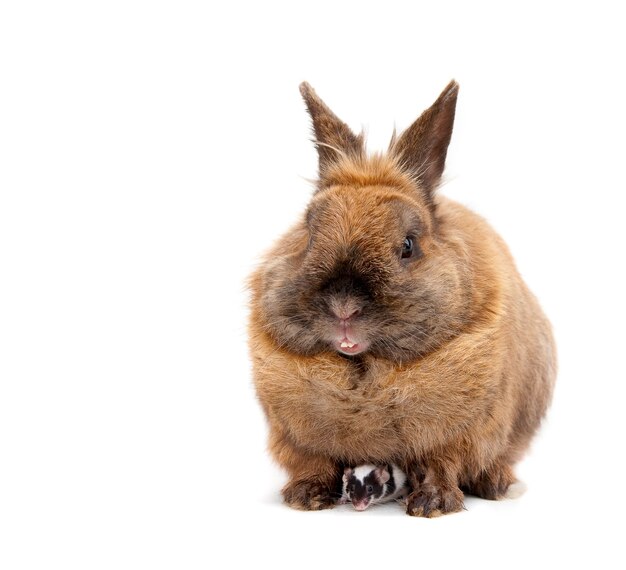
[442,79,460,101]
[299,81,314,98]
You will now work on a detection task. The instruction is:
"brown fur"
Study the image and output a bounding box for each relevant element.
[248,81,557,517]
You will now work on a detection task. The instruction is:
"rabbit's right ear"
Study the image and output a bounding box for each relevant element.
[299,82,364,174]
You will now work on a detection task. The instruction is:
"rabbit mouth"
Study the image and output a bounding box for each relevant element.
[334,337,369,355]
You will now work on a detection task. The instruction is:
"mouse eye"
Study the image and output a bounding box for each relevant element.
[401,237,414,259]
[366,485,373,494]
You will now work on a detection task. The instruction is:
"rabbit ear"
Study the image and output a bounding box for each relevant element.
[391,80,459,197]
[299,82,364,174]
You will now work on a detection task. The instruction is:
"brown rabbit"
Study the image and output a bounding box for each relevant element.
[248,80,556,517]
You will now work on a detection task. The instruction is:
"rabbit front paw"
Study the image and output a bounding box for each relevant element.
[282,478,337,511]
[406,485,464,518]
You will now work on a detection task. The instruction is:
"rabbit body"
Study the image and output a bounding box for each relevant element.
[248,82,556,517]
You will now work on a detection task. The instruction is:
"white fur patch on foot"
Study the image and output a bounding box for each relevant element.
[505,480,527,500]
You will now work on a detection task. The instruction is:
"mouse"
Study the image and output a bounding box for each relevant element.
[341,464,408,511]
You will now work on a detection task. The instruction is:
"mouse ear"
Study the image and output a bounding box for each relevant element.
[343,467,353,482]
[374,466,390,485]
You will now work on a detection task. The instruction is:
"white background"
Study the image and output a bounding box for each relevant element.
[1,1,625,568]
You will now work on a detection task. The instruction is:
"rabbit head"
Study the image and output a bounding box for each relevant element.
[258,81,470,363]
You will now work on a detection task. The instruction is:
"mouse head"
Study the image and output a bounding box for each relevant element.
[343,465,390,511]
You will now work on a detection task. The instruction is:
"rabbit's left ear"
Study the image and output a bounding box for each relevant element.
[299,82,364,174]
[391,80,459,196]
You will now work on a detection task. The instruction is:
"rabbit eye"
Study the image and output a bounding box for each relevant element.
[401,237,414,259]
[366,485,373,494]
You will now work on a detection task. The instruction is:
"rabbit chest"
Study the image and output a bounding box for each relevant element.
[253,340,492,462]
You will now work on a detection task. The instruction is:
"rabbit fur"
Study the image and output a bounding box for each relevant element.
[248,80,556,517]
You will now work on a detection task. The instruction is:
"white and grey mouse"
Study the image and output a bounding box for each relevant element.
[341,463,408,511]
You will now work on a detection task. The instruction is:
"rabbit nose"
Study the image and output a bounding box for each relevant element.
[330,303,362,321]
